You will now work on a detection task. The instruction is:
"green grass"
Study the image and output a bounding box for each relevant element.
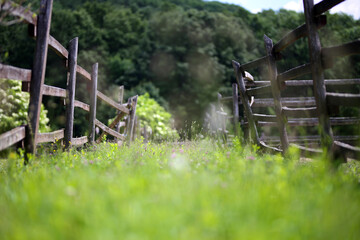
[1,139,360,240]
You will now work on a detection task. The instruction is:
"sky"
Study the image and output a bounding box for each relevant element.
[204,0,360,19]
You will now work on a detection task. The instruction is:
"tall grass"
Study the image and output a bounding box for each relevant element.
[0,139,359,239]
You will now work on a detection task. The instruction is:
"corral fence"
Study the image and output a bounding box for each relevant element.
[0,0,138,164]
[207,0,360,162]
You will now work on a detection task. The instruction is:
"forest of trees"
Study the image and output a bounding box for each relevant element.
[1,0,359,136]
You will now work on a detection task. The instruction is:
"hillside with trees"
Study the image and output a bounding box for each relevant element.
[1,0,359,136]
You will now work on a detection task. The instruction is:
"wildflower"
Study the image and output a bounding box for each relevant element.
[247,156,255,161]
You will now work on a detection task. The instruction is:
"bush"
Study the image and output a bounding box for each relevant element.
[0,79,50,134]
[137,93,178,141]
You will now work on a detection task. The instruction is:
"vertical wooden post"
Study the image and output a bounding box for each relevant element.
[119,86,124,105]
[264,35,289,152]
[303,0,333,152]
[232,61,260,145]
[24,0,53,164]
[232,83,240,137]
[64,37,78,149]
[89,63,98,144]
[116,85,125,137]
[217,93,226,141]
[126,96,138,144]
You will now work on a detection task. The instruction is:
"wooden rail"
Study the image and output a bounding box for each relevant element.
[36,129,64,143]
[95,119,125,141]
[0,64,31,81]
[97,91,130,115]
[0,126,26,151]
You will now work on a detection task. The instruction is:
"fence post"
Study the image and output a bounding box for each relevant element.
[303,0,334,154]
[64,37,78,149]
[116,85,124,139]
[217,93,227,141]
[24,0,53,164]
[126,96,138,144]
[89,63,98,144]
[232,61,260,145]
[264,35,289,152]
[232,83,240,137]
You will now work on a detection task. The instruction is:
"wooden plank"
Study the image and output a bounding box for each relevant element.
[96,111,127,144]
[313,0,345,17]
[333,141,360,156]
[282,106,318,118]
[322,40,360,59]
[36,129,64,143]
[64,37,78,149]
[0,126,26,151]
[232,60,261,145]
[285,79,360,87]
[273,15,326,53]
[76,65,91,81]
[89,63,98,144]
[245,81,270,87]
[247,85,272,96]
[290,143,323,153]
[71,136,88,146]
[277,63,312,82]
[232,83,240,135]
[243,79,360,88]
[24,0,53,163]
[2,1,37,24]
[253,97,316,108]
[0,63,31,81]
[42,84,66,97]
[240,56,269,72]
[304,0,333,152]
[74,100,90,112]
[253,114,277,122]
[326,92,360,107]
[262,135,359,144]
[97,91,130,114]
[95,119,125,141]
[264,34,289,151]
[258,117,360,127]
[48,35,68,59]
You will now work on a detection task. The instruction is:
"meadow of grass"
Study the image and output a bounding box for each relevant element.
[0,139,360,240]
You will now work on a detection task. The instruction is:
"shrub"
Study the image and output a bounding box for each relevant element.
[0,78,50,134]
[137,93,178,141]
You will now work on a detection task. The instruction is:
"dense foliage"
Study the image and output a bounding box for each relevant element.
[0,79,50,134]
[0,141,360,239]
[0,0,359,135]
[136,93,179,141]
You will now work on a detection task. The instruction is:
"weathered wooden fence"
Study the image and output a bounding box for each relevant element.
[0,0,138,164]
[212,0,360,161]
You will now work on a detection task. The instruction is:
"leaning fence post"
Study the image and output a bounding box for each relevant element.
[303,0,334,154]
[24,0,53,164]
[232,61,260,145]
[89,63,98,144]
[264,35,289,152]
[232,83,240,137]
[64,37,78,149]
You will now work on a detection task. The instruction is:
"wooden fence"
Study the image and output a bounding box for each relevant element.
[0,0,138,164]
[210,0,360,161]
